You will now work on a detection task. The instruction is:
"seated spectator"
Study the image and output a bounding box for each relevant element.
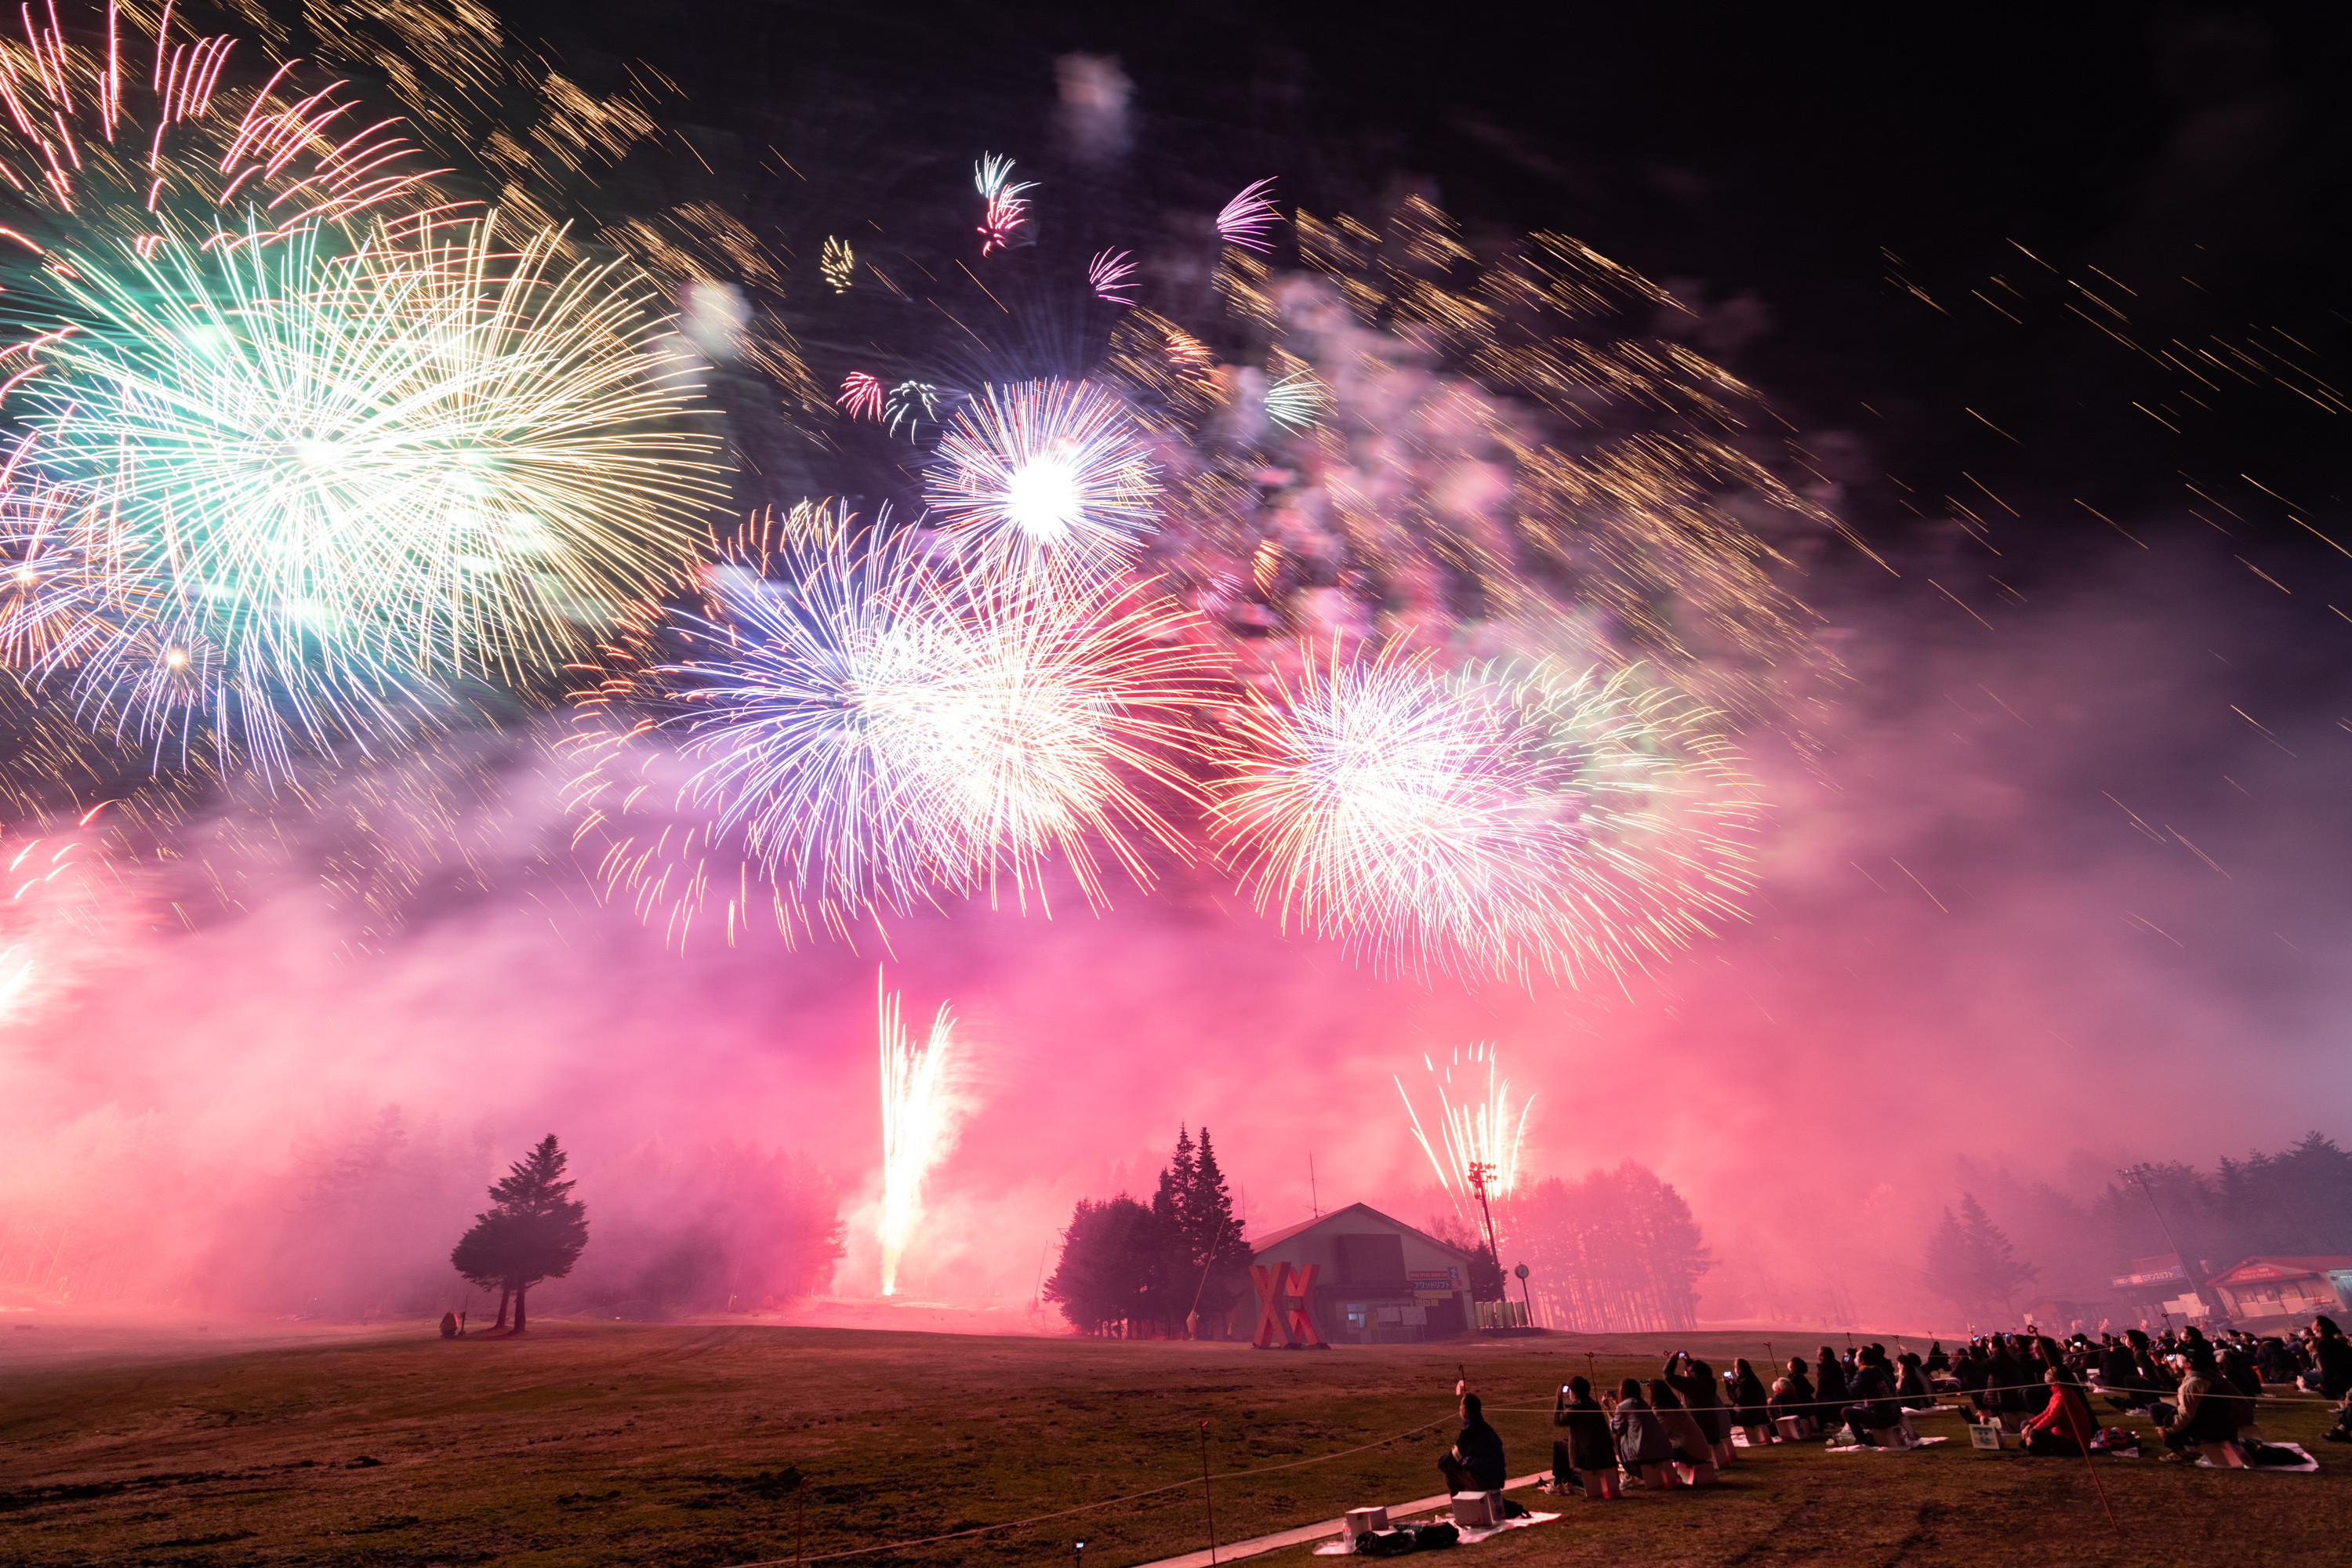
[1894,1352,1936,1410]
[1955,1344,1994,1417]
[1551,1377,1614,1494]
[2158,1345,2252,1462]
[1769,1359,1818,1428]
[1841,1346,1903,1443]
[1726,1358,1772,1439]
[2216,1341,2262,1401]
[2022,1367,2097,1457]
[2310,1316,2352,1402]
[1606,1377,1677,1481]
[2256,1336,2298,1386]
[1985,1339,2031,1422]
[1663,1353,1732,1458]
[1925,1341,1950,1375]
[1647,1381,1713,1472]
[1816,1346,1849,1412]
[1438,1392,1507,1496]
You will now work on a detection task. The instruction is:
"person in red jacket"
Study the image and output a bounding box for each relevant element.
[2021,1366,2097,1456]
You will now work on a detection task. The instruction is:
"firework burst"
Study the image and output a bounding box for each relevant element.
[877,970,963,1297]
[567,517,1225,948]
[1208,641,1759,987]
[1087,247,1137,307]
[974,153,1034,255]
[1216,177,1280,252]
[4,214,722,777]
[837,369,884,419]
[925,379,1162,580]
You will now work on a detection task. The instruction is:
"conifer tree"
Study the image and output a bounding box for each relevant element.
[449,1134,589,1333]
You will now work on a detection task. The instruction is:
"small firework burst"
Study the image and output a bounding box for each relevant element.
[821,234,855,292]
[1208,642,1758,988]
[1263,369,1326,432]
[1216,177,1281,252]
[926,379,1162,579]
[837,370,886,419]
[1087,247,1138,306]
[974,153,1036,255]
[885,379,942,438]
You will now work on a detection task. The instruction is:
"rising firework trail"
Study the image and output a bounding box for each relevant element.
[877,968,962,1297]
[1396,1041,1531,1232]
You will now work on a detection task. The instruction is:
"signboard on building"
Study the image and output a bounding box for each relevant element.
[1409,1268,1462,1299]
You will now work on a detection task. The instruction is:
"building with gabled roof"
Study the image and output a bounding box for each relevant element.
[2206,1255,2352,1326]
[1247,1202,1477,1344]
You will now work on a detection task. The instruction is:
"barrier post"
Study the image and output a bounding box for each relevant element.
[1200,1421,1218,1563]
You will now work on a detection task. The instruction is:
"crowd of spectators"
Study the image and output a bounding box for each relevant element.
[1518,1317,2352,1497]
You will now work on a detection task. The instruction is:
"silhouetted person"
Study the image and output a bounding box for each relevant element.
[1551,1376,1613,1494]
[1439,1393,1506,1496]
[1816,1345,1849,1412]
[1769,1358,1817,1428]
[1841,1346,1900,1443]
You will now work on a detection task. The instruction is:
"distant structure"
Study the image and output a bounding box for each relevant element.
[2205,1255,2352,1327]
[1247,1203,1475,1345]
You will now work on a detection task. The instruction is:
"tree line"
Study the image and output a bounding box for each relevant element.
[1494,1162,1714,1333]
[1044,1127,1251,1336]
[1923,1131,2352,1319]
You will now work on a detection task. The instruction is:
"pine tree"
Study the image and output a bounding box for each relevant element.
[1151,1125,1196,1233]
[449,1134,589,1333]
[1042,1196,1169,1334]
[1184,1128,1250,1332]
[1923,1193,2038,1319]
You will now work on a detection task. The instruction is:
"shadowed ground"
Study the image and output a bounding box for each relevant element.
[1,1320,2341,1566]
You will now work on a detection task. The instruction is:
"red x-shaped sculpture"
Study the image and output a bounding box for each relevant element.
[1249,1261,1324,1348]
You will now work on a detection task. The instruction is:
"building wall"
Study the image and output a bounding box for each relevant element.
[1252,1210,1472,1344]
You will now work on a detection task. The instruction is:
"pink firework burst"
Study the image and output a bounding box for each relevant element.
[975,154,1036,256]
[837,371,886,420]
[1216,177,1281,252]
[1087,249,1137,307]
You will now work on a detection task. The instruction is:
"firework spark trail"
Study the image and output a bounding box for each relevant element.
[1087,247,1137,306]
[0,1,436,241]
[926,379,1163,581]
[1396,1042,1532,1231]
[1262,369,1324,431]
[1209,641,1759,988]
[4,214,722,778]
[1216,177,1280,252]
[974,152,1034,255]
[820,234,853,292]
[565,517,1228,949]
[837,369,884,419]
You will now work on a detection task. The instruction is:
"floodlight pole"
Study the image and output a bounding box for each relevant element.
[1468,1162,1501,1321]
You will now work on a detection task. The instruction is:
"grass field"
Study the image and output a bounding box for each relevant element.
[2,1319,2343,1567]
